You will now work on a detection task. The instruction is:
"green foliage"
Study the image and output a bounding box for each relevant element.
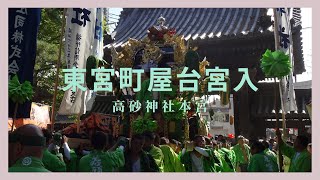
[163,100,186,121]
[38,8,64,44]
[33,40,65,110]
[132,115,158,134]
[159,85,178,102]
[102,12,109,33]
[33,8,65,111]
[260,49,291,78]
[9,75,34,104]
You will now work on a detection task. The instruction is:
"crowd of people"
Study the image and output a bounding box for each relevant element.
[8,124,311,172]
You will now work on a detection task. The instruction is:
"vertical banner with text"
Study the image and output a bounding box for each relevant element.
[275,8,297,112]
[8,8,41,118]
[58,8,96,115]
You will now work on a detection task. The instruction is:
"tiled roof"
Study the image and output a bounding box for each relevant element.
[105,8,305,74]
[109,8,269,48]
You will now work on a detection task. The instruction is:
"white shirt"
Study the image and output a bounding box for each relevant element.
[191,153,204,172]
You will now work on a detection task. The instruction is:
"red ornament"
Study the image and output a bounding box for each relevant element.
[157,33,164,39]
[228,133,235,138]
[168,28,176,36]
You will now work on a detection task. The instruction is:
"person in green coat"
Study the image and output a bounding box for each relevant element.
[231,135,251,172]
[205,140,229,172]
[121,134,159,172]
[209,146,229,172]
[65,149,79,172]
[168,139,183,155]
[276,129,311,172]
[247,140,279,172]
[9,124,50,172]
[180,135,217,172]
[41,129,66,172]
[218,139,236,172]
[63,143,92,172]
[79,131,125,172]
[42,149,66,172]
[159,137,185,172]
[142,132,164,172]
[261,140,277,165]
[282,141,293,172]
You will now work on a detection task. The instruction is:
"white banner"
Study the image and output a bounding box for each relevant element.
[91,8,104,59]
[59,8,97,115]
[275,8,297,112]
[85,8,105,111]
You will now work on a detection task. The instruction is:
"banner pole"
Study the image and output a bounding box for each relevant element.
[273,8,285,172]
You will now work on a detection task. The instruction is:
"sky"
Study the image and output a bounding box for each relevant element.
[108,8,122,33]
[108,8,312,82]
[298,8,312,82]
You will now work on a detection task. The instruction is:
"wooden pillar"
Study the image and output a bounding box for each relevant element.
[233,92,240,137]
[237,83,251,138]
[251,116,266,139]
[248,90,266,139]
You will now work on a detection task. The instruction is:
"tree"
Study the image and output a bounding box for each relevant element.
[33,40,65,109]
[33,8,65,112]
[38,8,64,45]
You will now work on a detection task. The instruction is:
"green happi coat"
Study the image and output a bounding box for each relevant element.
[66,149,81,172]
[148,145,164,172]
[283,155,291,172]
[279,143,311,172]
[160,145,185,172]
[263,148,277,165]
[42,149,66,172]
[9,156,50,172]
[208,148,232,172]
[178,151,183,160]
[218,148,236,172]
[180,148,217,172]
[231,144,251,166]
[247,152,279,172]
[79,148,125,172]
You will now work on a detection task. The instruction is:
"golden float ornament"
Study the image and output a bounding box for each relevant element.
[199,58,210,78]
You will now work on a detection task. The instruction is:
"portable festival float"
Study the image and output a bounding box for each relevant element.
[61,16,231,147]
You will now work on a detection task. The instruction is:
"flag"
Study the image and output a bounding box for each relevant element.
[8,8,42,118]
[85,8,105,111]
[58,8,97,115]
[91,8,104,59]
[274,8,297,112]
